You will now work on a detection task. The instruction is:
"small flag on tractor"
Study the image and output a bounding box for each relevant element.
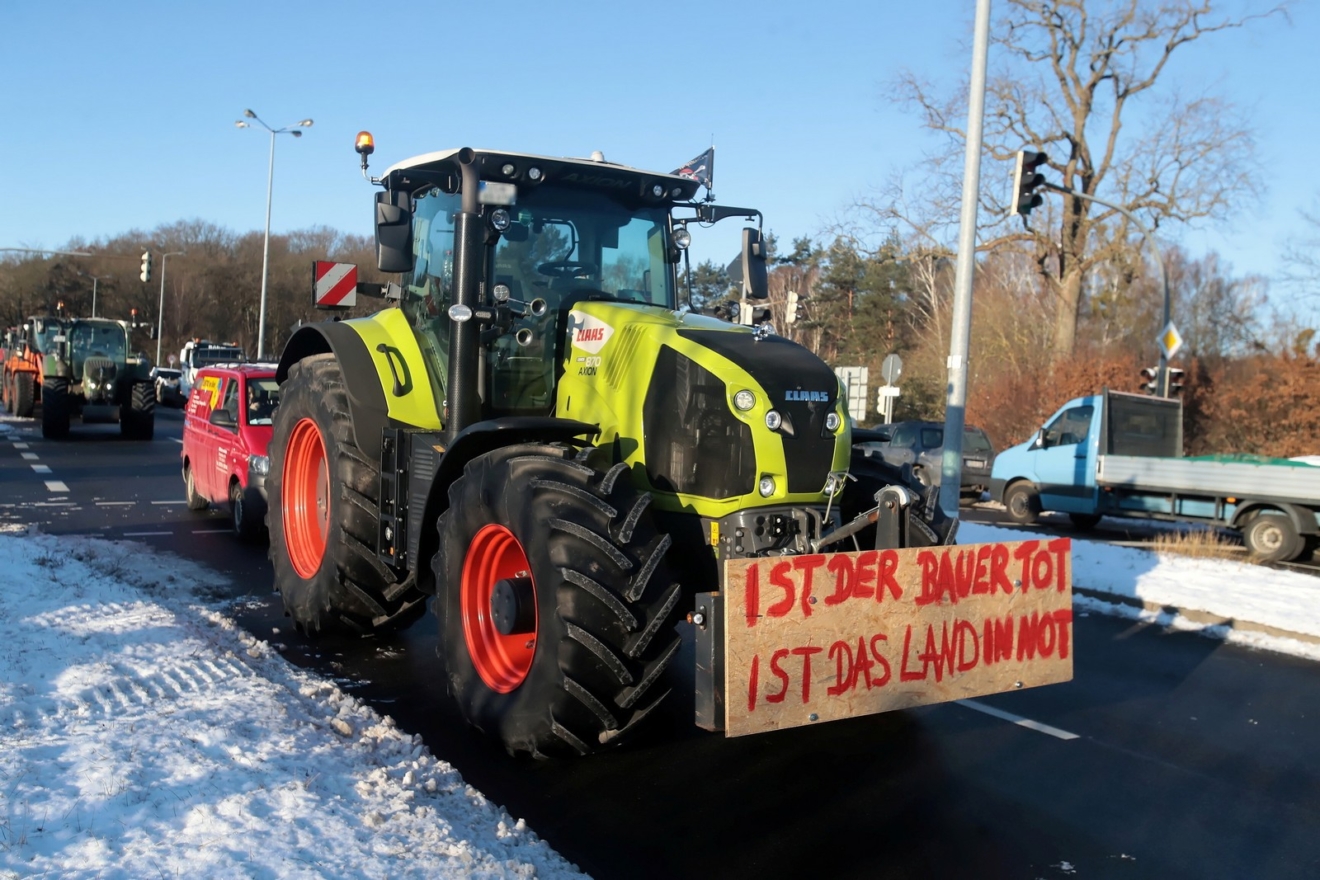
[312,261,357,309]
[672,146,714,191]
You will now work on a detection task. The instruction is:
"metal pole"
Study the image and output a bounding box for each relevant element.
[155,253,165,364]
[257,130,276,360]
[938,0,992,519]
[92,277,98,318]
[1042,183,1171,395]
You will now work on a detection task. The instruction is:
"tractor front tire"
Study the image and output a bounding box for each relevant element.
[267,353,425,635]
[13,373,34,418]
[434,445,683,758]
[41,378,70,439]
[120,380,155,439]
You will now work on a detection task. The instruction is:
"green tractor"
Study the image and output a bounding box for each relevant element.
[42,317,156,440]
[266,142,995,757]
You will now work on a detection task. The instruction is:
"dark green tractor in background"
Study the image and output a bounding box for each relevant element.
[42,318,155,440]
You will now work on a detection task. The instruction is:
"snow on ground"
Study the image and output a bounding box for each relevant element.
[0,526,583,880]
[959,521,1320,661]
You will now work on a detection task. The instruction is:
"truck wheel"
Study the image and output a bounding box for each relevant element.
[1004,482,1041,525]
[230,480,264,541]
[13,373,34,418]
[434,444,683,758]
[41,378,70,439]
[267,353,425,635]
[183,463,209,510]
[120,380,156,440]
[1243,512,1302,563]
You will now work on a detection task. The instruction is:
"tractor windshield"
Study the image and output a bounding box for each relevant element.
[69,321,127,374]
[486,186,675,415]
[31,319,64,354]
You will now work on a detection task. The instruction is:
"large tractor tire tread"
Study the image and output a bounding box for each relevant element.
[121,380,156,440]
[434,444,683,758]
[267,354,425,636]
[14,373,35,418]
[41,378,70,439]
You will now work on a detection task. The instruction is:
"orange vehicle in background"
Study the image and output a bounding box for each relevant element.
[2,316,65,418]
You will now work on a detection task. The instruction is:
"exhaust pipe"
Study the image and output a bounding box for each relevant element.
[447,148,483,441]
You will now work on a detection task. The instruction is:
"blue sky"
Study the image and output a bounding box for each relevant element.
[1,0,1314,312]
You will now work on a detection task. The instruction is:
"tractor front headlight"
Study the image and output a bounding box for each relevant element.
[758,476,776,498]
[825,412,841,432]
[764,410,783,431]
[733,389,755,412]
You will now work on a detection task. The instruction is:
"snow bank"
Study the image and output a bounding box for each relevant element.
[959,521,1320,661]
[0,526,583,879]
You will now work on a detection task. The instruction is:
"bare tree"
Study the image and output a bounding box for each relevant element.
[887,0,1286,358]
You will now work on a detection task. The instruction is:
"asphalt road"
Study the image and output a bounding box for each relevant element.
[3,410,1318,879]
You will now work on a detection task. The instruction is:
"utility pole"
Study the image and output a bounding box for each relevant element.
[155,252,184,365]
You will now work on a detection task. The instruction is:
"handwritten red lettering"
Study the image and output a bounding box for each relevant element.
[1047,538,1071,591]
[900,624,925,681]
[990,544,1013,593]
[744,563,760,628]
[972,544,991,594]
[791,646,823,703]
[825,554,853,606]
[868,634,892,686]
[954,550,974,599]
[748,653,760,712]
[1014,541,1040,589]
[1052,609,1073,658]
[794,555,825,617]
[766,649,791,703]
[766,561,795,618]
[878,550,902,601]
[828,640,855,696]
[854,551,877,599]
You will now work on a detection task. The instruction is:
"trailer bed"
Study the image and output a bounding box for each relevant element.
[1097,455,1320,505]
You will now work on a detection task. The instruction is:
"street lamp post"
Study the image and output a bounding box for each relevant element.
[79,271,111,318]
[154,251,185,365]
[236,109,313,359]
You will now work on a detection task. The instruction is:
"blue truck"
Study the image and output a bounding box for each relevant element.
[990,390,1320,562]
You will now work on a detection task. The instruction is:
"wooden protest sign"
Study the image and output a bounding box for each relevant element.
[722,539,1073,737]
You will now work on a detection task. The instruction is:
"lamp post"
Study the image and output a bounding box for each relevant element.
[78,271,111,318]
[235,109,313,359]
[154,251,185,365]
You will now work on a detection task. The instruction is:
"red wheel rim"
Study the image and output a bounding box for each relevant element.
[461,524,537,693]
[283,417,330,579]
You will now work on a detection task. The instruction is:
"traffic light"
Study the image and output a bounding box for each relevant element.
[1011,150,1048,216]
[140,251,153,283]
[1140,366,1159,395]
[1168,367,1185,395]
[785,291,803,324]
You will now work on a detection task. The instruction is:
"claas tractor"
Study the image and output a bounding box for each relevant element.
[2,315,64,418]
[267,141,1073,757]
[41,317,156,439]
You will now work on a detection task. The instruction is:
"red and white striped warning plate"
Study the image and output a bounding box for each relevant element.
[313,261,358,308]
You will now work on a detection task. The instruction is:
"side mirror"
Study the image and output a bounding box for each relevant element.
[208,408,237,429]
[1031,432,1044,449]
[740,228,769,300]
[375,189,414,273]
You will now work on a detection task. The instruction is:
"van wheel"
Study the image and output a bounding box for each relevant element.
[230,481,263,540]
[1243,512,1302,563]
[1004,482,1041,525]
[183,463,209,510]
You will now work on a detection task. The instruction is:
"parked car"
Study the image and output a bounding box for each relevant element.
[152,367,184,407]
[180,364,279,539]
[856,420,996,500]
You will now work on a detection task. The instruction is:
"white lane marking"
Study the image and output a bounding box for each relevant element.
[171,438,184,445]
[96,501,136,507]
[123,531,172,537]
[21,452,38,460]
[44,481,70,493]
[13,442,29,449]
[956,699,1080,741]
[33,502,76,507]
[151,500,187,505]
[31,464,52,474]
[191,529,232,534]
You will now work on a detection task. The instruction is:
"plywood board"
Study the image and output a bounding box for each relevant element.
[722,539,1073,737]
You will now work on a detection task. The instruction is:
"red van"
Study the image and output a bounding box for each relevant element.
[180,365,279,539]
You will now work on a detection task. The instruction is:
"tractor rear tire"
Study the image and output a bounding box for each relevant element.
[41,378,70,439]
[120,381,155,439]
[434,444,683,758]
[183,463,209,510]
[14,373,34,418]
[267,353,425,635]
[1004,482,1041,525]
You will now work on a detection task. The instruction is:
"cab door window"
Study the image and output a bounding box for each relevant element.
[401,188,462,412]
[1042,405,1094,448]
[216,377,240,432]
